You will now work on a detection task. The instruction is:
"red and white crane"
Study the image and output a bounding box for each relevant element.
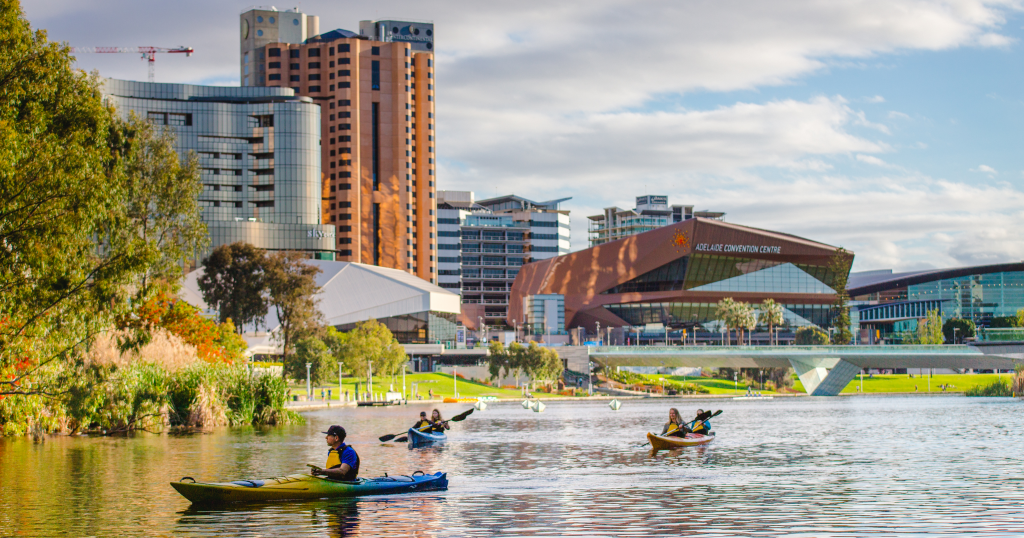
[70,46,194,83]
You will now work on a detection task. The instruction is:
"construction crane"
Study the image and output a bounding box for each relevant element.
[70,46,194,82]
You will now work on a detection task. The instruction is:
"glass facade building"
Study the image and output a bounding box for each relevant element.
[588,195,724,247]
[102,79,335,261]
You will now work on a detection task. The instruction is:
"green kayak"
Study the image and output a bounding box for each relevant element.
[171,471,448,504]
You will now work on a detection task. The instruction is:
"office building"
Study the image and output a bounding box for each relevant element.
[437,191,571,328]
[511,217,851,340]
[102,79,335,260]
[588,195,724,247]
[240,8,438,283]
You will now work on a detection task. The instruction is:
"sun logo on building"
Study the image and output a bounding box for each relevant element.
[671,229,690,252]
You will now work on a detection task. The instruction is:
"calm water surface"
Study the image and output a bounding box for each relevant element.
[2,396,1023,537]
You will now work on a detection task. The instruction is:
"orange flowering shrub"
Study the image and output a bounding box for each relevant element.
[132,290,247,364]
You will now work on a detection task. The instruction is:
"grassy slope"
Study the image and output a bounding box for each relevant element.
[288,372,563,400]
[793,373,1006,394]
[633,373,782,395]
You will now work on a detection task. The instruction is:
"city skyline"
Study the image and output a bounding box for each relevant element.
[29,0,1024,272]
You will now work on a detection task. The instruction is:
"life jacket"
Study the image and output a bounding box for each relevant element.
[413,419,432,430]
[326,444,360,480]
[691,419,710,435]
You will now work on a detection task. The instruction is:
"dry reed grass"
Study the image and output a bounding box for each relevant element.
[185,383,228,428]
[88,329,199,372]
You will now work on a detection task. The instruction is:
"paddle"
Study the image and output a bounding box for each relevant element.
[378,408,474,442]
[640,410,722,447]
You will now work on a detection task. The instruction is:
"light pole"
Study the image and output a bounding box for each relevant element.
[339,362,343,402]
[953,327,959,345]
[305,362,312,399]
[596,322,601,346]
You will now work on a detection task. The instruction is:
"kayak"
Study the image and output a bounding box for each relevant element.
[408,427,447,447]
[646,432,715,450]
[170,471,447,504]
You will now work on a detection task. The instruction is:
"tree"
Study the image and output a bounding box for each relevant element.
[715,298,738,345]
[759,299,784,345]
[333,320,406,381]
[738,302,756,345]
[916,309,944,345]
[1017,308,1024,329]
[289,336,336,386]
[0,5,204,396]
[828,247,853,345]
[487,341,510,381]
[264,251,322,367]
[198,242,268,332]
[531,345,564,383]
[943,318,975,344]
[989,316,1017,329]
[794,326,829,345]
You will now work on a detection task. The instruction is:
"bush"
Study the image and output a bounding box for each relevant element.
[965,378,1012,397]
[795,326,829,345]
[942,318,976,344]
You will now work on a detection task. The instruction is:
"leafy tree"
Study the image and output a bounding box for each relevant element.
[759,299,784,345]
[989,316,1017,329]
[528,344,564,383]
[942,318,975,344]
[737,302,756,345]
[289,336,337,386]
[0,5,203,396]
[827,247,853,344]
[198,242,268,332]
[264,251,322,367]
[715,298,738,345]
[487,341,510,381]
[333,320,406,380]
[794,326,829,345]
[915,309,944,345]
[1017,308,1024,329]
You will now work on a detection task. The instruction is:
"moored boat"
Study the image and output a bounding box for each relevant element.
[646,432,715,450]
[170,471,447,504]
[407,427,447,447]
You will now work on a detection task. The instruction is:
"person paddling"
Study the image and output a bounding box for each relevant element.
[660,408,688,437]
[412,411,432,431]
[311,425,360,481]
[429,409,450,433]
[690,409,711,436]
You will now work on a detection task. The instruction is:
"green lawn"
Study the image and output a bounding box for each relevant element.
[632,373,782,395]
[795,373,1007,394]
[288,372,568,401]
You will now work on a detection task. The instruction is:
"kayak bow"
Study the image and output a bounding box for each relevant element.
[170,471,447,504]
[407,427,447,447]
[646,432,715,450]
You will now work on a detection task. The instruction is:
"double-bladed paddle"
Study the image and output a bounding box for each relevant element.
[640,409,722,447]
[378,408,474,442]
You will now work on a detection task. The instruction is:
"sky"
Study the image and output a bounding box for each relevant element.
[26,0,1024,273]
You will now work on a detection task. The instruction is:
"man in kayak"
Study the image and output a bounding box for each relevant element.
[412,411,432,431]
[660,408,688,437]
[311,425,360,481]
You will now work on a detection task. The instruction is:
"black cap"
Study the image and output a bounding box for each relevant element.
[322,425,346,439]
[419,411,427,416]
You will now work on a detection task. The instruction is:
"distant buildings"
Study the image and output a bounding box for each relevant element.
[437,191,570,328]
[588,195,724,248]
[240,7,438,283]
[101,79,335,261]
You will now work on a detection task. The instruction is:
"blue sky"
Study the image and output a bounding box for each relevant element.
[28,0,1024,272]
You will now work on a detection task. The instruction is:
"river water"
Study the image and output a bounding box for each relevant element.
[2,396,1023,537]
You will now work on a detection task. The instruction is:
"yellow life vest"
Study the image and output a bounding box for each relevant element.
[326,447,343,469]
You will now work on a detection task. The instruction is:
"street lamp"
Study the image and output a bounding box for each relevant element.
[596,321,601,346]
[305,362,312,399]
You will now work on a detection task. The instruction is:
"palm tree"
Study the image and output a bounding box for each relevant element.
[715,298,738,345]
[739,304,757,345]
[759,299,784,345]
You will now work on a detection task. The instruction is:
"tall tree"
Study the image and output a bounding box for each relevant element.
[759,299,785,345]
[487,341,510,381]
[198,242,268,332]
[333,320,406,380]
[289,336,336,386]
[715,298,737,345]
[916,309,944,345]
[827,247,854,344]
[942,318,976,344]
[264,251,322,367]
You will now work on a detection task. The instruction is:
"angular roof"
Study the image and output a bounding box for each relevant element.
[847,262,1024,296]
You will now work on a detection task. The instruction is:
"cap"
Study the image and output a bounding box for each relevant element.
[419,411,427,416]
[322,425,346,438]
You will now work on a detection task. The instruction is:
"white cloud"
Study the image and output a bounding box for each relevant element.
[888,111,912,120]
[971,164,998,174]
[865,95,886,103]
[855,154,890,167]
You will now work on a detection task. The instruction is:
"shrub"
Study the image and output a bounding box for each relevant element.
[965,378,1012,397]
[795,326,829,345]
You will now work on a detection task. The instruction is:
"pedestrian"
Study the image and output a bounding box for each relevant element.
[428,388,433,399]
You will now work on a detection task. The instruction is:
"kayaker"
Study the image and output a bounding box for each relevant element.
[660,408,688,437]
[412,411,432,431]
[690,409,710,436]
[429,409,451,433]
[311,425,360,481]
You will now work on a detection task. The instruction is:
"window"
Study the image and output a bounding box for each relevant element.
[428,59,433,67]
[308,62,320,68]
[339,183,351,190]
[338,99,351,106]
[290,75,300,82]
[147,111,167,125]
[340,135,351,142]
[371,46,380,55]
[308,48,320,57]
[340,250,353,256]
[371,61,380,90]
[249,114,274,127]
[290,50,300,58]
[308,74,321,81]
[428,72,433,79]
[269,48,281,57]
[338,44,350,52]
[338,69,350,76]
[338,112,351,118]
[340,214,352,220]
[329,47,334,55]
[338,82,350,88]
[339,123,351,130]
[428,112,433,118]
[269,62,280,68]
[339,57,350,64]
[290,63,299,69]
[339,201,352,208]
[168,113,192,126]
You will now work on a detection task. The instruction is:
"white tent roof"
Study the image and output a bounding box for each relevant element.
[181,260,460,353]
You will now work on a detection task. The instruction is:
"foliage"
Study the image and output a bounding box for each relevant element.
[524,342,563,382]
[198,242,268,332]
[288,335,337,386]
[1014,365,1024,397]
[486,341,561,384]
[129,288,247,363]
[989,316,1018,329]
[487,340,511,380]
[964,378,1011,397]
[1017,308,1024,329]
[828,247,853,344]
[715,298,756,344]
[331,321,406,380]
[794,326,829,345]
[942,318,976,344]
[915,309,944,345]
[265,251,322,365]
[759,299,784,344]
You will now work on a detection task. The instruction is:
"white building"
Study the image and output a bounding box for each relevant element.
[588,195,724,248]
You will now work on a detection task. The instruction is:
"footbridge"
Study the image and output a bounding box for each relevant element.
[582,343,1024,396]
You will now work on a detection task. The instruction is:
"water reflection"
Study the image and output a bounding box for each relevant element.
[2,397,1024,536]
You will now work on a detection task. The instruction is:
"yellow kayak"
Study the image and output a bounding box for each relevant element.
[646,432,715,450]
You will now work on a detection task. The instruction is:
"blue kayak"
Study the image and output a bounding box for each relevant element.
[407,427,446,447]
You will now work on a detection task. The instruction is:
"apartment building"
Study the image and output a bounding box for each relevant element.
[240,8,438,283]
[437,191,570,328]
[588,195,724,247]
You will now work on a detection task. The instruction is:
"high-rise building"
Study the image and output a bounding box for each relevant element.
[240,8,438,283]
[437,191,570,328]
[587,195,724,247]
[102,79,335,261]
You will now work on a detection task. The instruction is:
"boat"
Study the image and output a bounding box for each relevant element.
[442,397,479,403]
[170,471,447,504]
[646,432,715,450]
[407,427,447,447]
